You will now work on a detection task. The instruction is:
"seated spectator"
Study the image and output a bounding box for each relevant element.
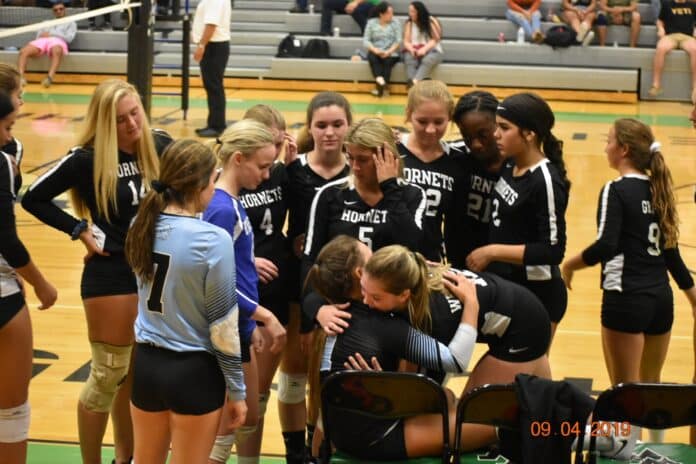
[561,0,597,46]
[363,1,401,97]
[320,0,377,36]
[16,1,76,88]
[87,0,114,30]
[289,0,308,13]
[403,1,443,86]
[649,0,696,100]
[506,0,545,43]
[596,0,641,47]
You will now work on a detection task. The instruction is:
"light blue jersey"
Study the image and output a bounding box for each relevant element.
[134,214,245,400]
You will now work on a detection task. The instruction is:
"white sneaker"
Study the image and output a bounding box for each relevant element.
[582,30,595,47]
[601,425,639,461]
[576,23,589,43]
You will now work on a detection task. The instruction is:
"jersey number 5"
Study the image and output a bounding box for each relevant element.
[147,252,171,313]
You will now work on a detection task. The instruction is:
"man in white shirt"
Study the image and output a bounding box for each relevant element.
[192,0,231,137]
[17,1,77,88]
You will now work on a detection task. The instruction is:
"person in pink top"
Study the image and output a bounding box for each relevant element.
[17,1,77,88]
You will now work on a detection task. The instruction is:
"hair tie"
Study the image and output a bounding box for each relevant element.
[649,141,661,154]
[151,179,168,193]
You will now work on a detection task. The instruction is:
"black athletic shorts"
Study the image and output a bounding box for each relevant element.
[331,413,407,460]
[486,282,551,362]
[0,292,25,329]
[519,278,568,324]
[601,286,674,335]
[131,342,226,414]
[241,335,251,363]
[259,287,290,327]
[81,253,137,299]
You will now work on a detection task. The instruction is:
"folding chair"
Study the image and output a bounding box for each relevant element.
[320,371,451,464]
[588,382,696,464]
[452,383,518,463]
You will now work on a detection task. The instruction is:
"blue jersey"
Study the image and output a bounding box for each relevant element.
[134,214,245,400]
[203,189,259,342]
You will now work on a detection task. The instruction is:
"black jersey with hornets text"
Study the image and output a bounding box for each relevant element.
[446,148,502,269]
[487,159,568,283]
[1,139,29,298]
[302,176,426,280]
[581,174,693,293]
[398,135,467,261]
[286,153,350,245]
[22,130,172,254]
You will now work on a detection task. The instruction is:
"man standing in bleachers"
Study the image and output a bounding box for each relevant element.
[192,0,231,137]
[16,1,76,88]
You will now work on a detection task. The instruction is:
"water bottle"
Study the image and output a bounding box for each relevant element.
[308,3,315,14]
[517,27,525,44]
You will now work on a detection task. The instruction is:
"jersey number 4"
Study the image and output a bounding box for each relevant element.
[147,252,171,313]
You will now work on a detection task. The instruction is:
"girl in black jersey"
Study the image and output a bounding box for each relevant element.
[0,72,57,464]
[235,105,298,463]
[302,117,426,283]
[466,92,570,347]
[397,80,466,261]
[448,91,504,269]
[22,79,172,464]
[562,119,696,414]
[284,92,352,464]
[306,236,491,461]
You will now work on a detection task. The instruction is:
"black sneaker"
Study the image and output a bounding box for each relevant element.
[195,127,222,137]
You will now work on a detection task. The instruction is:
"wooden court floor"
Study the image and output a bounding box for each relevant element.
[10,83,696,460]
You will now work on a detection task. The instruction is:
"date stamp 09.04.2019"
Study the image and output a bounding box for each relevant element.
[529,421,632,438]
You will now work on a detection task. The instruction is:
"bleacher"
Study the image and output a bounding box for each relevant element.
[0,0,693,101]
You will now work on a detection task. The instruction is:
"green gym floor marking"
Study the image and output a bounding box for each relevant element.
[21,92,695,127]
[27,441,286,464]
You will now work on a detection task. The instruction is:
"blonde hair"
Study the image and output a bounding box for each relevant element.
[211,119,275,165]
[613,118,679,247]
[0,64,20,94]
[405,79,454,121]
[71,79,159,222]
[345,118,403,177]
[243,104,286,131]
[126,139,216,282]
[364,245,442,333]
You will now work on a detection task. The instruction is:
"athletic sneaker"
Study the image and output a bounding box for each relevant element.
[41,75,52,88]
[576,23,589,43]
[582,31,595,47]
[600,425,638,461]
[648,86,663,97]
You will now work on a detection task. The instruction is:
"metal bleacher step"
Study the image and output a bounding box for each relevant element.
[233,0,293,10]
[232,10,287,23]
[231,21,288,32]
[155,53,274,68]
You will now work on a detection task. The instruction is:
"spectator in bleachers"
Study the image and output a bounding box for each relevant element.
[87,0,113,30]
[363,1,401,97]
[320,0,377,36]
[596,0,641,47]
[402,1,442,87]
[16,1,76,88]
[505,0,545,43]
[560,0,597,46]
[648,0,696,100]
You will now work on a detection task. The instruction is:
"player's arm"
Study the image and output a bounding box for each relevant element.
[381,179,426,253]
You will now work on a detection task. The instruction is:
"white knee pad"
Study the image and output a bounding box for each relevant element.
[209,433,235,463]
[79,342,132,413]
[0,401,30,443]
[258,392,269,418]
[277,372,307,404]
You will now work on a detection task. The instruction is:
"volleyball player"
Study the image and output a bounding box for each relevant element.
[302,117,427,283]
[466,92,570,346]
[235,105,296,463]
[562,118,696,444]
[283,92,352,463]
[0,85,57,464]
[124,139,247,464]
[306,236,493,461]
[22,79,172,464]
[448,90,504,269]
[397,80,466,261]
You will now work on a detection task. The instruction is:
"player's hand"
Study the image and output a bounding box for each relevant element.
[79,227,109,263]
[264,315,287,354]
[442,271,477,303]
[251,327,264,353]
[465,246,492,272]
[255,257,279,284]
[561,262,574,290]
[34,279,57,310]
[374,143,399,184]
[316,302,351,335]
[344,352,382,371]
[193,45,204,63]
[283,132,298,165]
[225,399,248,430]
